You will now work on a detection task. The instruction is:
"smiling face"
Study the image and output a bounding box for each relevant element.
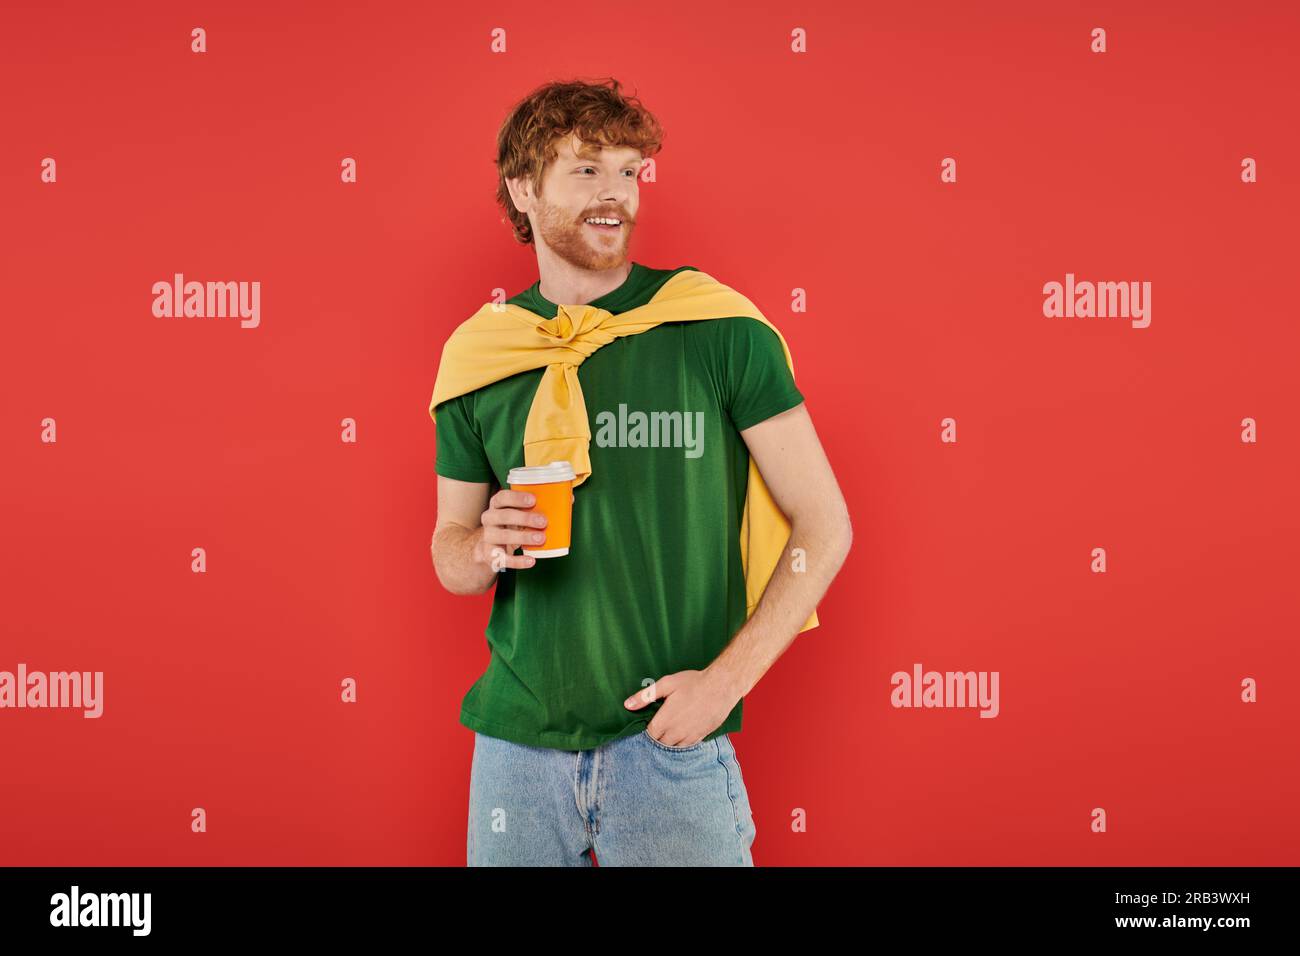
[511,133,642,273]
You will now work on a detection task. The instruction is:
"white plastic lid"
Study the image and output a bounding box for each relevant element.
[507,460,576,485]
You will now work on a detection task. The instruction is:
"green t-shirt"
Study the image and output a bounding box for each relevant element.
[433,262,805,750]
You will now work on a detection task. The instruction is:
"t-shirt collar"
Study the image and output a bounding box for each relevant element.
[526,262,644,315]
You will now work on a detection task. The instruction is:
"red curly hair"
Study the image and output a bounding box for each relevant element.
[494,77,665,245]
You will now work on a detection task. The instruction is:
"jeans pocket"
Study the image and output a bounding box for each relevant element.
[641,727,709,753]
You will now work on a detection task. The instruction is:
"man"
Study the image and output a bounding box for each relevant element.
[429,78,851,866]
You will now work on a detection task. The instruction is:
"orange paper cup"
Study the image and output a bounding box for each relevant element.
[507,460,575,557]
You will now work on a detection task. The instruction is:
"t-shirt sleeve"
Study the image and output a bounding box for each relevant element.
[433,395,496,483]
[722,317,806,432]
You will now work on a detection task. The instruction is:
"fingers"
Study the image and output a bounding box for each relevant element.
[480,489,550,573]
[490,488,538,511]
[482,526,548,550]
[483,508,548,529]
[487,546,535,572]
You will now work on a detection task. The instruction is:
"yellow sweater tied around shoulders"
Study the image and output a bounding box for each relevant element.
[428,268,819,634]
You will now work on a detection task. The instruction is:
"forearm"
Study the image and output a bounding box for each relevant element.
[706,516,852,698]
[431,523,497,596]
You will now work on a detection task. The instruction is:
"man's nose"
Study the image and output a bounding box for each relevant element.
[598,175,633,202]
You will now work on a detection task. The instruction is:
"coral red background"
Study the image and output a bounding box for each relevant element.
[2,0,1297,865]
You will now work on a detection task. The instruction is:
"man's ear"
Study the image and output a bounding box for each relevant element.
[505,175,532,215]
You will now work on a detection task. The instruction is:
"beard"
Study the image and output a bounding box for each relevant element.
[533,194,634,272]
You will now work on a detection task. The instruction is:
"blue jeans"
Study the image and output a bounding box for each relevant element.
[467,728,757,866]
